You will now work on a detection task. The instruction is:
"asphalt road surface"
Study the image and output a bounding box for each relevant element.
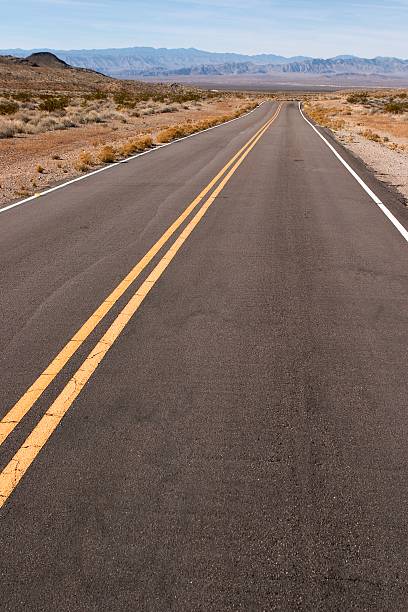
[1,101,408,611]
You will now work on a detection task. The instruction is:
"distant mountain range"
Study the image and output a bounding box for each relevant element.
[2,47,408,80]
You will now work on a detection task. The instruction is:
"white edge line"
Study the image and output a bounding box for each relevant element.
[0,101,267,215]
[298,101,408,243]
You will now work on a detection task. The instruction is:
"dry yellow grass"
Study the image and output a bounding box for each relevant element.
[360,129,382,142]
[304,104,346,131]
[119,134,153,157]
[156,125,188,143]
[361,114,408,140]
[98,145,116,163]
[74,150,94,171]
[156,104,257,144]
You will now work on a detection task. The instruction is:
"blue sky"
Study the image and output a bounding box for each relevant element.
[1,0,408,58]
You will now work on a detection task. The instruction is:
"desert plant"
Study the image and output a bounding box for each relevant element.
[119,134,153,157]
[33,116,60,132]
[347,92,369,104]
[0,100,19,115]
[351,92,367,104]
[304,105,345,130]
[361,129,382,142]
[384,101,408,114]
[83,91,108,101]
[81,110,106,124]
[156,108,256,144]
[0,121,17,138]
[17,112,32,124]
[137,135,153,149]
[12,91,33,102]
[74,151,93,172]
[0,118,27,137]
[119,142,137,157]
[156,125,188,143]
[98,145,116,163]
[161,105,178,113]
[39,96,70,112]
[113,91,139,109]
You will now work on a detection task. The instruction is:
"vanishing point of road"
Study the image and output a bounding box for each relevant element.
[1,101,408,610]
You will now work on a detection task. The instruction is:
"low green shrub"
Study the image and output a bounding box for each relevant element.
[12,91,33,102]
[84,91,108,101]
[38,96,70,112]
[384,101,408,114]
[0,100,19,115]
[346,92,368,104]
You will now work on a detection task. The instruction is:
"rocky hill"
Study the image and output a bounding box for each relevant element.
[0,53,117,91]
[0,53,193,94]
[25,52,70,68]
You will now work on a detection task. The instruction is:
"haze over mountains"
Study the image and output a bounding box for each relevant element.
[1,47,313,76]
[2,47,408,86]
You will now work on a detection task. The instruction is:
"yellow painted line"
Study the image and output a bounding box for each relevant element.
[0,105,281,448]
[0,104,282,508]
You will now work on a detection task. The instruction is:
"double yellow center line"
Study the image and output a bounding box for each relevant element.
[0,103,282,508]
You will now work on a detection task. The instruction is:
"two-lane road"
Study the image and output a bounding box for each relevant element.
[1,101,408,610]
